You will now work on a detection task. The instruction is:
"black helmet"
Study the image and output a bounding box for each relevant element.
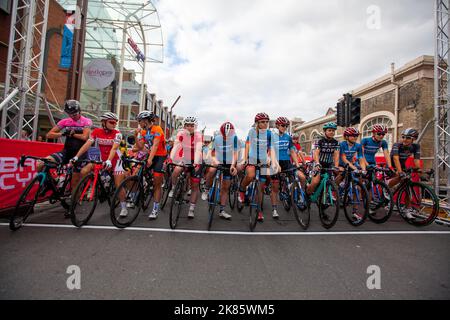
[402,128,419,139]
[64,100,81,115]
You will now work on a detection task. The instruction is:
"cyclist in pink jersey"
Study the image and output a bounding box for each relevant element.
[41,100,92,199]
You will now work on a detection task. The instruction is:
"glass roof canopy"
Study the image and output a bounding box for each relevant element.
[56,0,164,122]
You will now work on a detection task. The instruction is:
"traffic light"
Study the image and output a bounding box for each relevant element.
[350,97,361,125]
[336,101,346,127]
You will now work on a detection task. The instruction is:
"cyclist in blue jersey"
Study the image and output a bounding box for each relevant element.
[238,113,279,222]
[306,122,340,195]
[269,117,305,219]
[204,122,239,220]
[335,127,366,186]
[361,124,393,169]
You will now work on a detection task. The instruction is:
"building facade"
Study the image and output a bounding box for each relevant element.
[293,55,434,169]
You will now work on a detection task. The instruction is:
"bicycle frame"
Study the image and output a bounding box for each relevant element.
[310,172,333,205]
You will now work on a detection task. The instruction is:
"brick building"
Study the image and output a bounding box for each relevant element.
[293,55,434,169]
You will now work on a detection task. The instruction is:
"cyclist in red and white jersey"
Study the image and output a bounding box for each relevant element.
[169,116,203,219]
[70,112,127,215]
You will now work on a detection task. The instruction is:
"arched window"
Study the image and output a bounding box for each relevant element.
[300,134,307,151]
[361,116,394,150]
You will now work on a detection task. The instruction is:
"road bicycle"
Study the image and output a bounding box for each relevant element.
[10,155,72,231]
[307,166,340,229]
[70,160,115,227]
[110,156,154,228]
[168,163,196,229]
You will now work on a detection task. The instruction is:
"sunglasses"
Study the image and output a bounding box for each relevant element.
[68,112,80,117]
[107,120,118,125]
[185,124,195,128]
[402,136,413,140]
[279,124,288,128]
[376,133,386,136]
[259,121,269,124]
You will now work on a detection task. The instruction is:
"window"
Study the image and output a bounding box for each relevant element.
[0,0,11,14]
[300,134,307,151]
[361,116,394,150]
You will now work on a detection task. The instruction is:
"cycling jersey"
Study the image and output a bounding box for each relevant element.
[173,129,203,164]
[138,125,167,157]
[316,137,339,168]
[212,134,239,165]
[361,137,388,165]
[391,143,421,169]
[294,143,302,153]
[339,141,363,167]
[89,128,122,162]
[273,133,296,161]
[57,116,92,156]
[246,128,272,164]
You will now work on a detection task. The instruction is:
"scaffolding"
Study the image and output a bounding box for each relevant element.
[0,0,50,140]
[435,0,450,201]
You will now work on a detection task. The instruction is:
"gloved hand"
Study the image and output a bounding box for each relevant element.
[104,160,112,169]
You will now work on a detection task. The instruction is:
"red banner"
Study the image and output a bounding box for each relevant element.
[0,138,63,210]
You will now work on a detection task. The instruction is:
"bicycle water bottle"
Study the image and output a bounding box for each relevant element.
[57,176,66,189]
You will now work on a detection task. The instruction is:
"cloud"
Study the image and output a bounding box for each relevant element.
[147,0,433,138]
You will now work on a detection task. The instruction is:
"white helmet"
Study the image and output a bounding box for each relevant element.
[100,112,119,121]
[183,116,198,126]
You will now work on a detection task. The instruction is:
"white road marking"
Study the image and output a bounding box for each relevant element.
[1,223,450,236]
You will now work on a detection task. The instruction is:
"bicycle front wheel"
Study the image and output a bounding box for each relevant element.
[343,181,369,227]
[110,175,142,228]
[248,182,260,232]
[291,181,310,230]
[318,180,340,229]
[10,175,45,231]
[397,182,439,227]
[229,176,238,210]
[160,174,172,210]
[71,173,99,228]
[366,179,393,224]
[169,180,184,229]
[207,185,219,231]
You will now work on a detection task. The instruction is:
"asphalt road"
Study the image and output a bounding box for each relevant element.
[0,197,449,300]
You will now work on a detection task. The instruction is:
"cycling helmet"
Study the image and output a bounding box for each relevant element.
[100,112,119,121]
[183,116,198,126]
[292,133,300,139]
[136,111,155,122]
[343,127,360,137]
[254,112,269,122]
[402,128,419,139]
[275,117,290,126]
[64,100,81,114]
[372,124,388,134]
[220,122,234,137]
[323,122,338,131]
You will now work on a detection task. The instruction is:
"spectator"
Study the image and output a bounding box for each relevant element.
[37,135,44,142]
[20,129,30,141]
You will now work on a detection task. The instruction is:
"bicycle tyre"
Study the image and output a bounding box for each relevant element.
[248,181,260,232]
[291,181,310,230]
[9,175,43,231]
[343,180,369,227]
[366,179,393,224]
[169,179,184,229]
[71,173,99,228]
[110,175,142,228]
[318,180,340,229]
[397,182,439,227]
[207,184,218,231]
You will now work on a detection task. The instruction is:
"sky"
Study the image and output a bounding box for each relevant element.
[147,0,434,138]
